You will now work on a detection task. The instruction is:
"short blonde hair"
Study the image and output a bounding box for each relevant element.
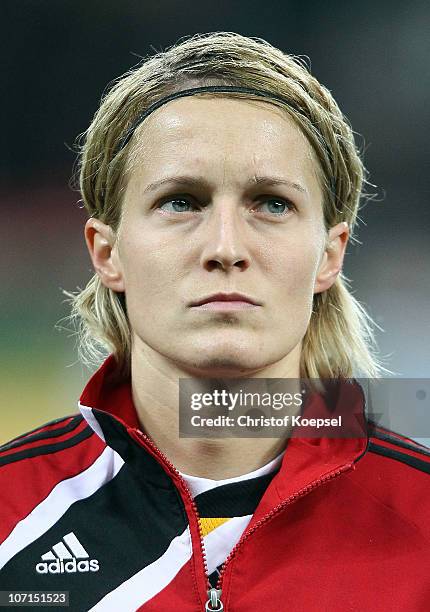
[69,31,385,380]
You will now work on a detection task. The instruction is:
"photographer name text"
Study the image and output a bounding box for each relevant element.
[189,414,342,428]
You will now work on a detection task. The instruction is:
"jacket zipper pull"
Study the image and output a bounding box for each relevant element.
[205,588,223,611]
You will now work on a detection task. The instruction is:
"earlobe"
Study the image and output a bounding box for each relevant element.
[84,218,125,292]
[314,222,349,295]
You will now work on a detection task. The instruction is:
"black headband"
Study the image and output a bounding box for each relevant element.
[116,85,310,154]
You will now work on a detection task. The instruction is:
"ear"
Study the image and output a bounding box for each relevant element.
[314,222,349,295]
[84,218,125,292]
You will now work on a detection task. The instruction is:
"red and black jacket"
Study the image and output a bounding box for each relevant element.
[1,356,429,611]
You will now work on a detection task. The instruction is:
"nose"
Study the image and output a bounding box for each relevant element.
[199,198,251,273]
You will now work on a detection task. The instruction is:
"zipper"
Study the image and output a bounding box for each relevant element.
[131,427,352,611]
[214,463,353,593]
[131,429,218,608]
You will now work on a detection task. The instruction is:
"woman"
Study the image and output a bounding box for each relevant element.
[1,32,429,611]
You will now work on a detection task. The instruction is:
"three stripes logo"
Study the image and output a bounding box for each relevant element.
[35,532,100,574]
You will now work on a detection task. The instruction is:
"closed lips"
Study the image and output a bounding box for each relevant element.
[190,293,261,306]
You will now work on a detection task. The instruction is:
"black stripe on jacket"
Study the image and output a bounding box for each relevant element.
[0,415,82,454]
[370,428,430,457]
[368,442,430,474]
[0,422,94,468]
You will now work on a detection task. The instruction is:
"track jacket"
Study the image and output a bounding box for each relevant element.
[1,356,429,611]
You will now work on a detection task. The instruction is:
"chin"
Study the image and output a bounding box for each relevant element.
[179,349,268,378]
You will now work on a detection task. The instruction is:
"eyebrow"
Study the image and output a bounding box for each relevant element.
[142,174,308,195]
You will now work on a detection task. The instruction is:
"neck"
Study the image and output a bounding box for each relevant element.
[130,340,302,479]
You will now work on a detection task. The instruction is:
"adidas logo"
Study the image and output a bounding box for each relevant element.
[35,532,100,574]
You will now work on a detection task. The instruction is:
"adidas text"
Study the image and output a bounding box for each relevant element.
[36,558,100,574]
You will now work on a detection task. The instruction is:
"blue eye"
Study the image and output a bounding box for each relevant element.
[157,195,294,215]
[258,198,293,215]
[158,197,196,213]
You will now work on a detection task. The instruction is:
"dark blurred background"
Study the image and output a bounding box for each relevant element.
[1,0,429,444]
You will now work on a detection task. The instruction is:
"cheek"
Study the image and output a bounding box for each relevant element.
[118,229,183,303]
[268,236,322,301]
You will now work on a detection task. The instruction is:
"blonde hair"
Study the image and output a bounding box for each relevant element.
[69,31,386,380]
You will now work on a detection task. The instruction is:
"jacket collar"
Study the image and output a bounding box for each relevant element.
[79,355,369,506]
[79,355,140,434]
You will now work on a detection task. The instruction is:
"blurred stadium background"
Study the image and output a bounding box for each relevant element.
[1,0,429,444]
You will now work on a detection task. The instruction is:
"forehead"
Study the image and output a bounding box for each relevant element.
[126,96,321,192]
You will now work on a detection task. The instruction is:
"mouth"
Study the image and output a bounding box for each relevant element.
[189,292,262,311]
